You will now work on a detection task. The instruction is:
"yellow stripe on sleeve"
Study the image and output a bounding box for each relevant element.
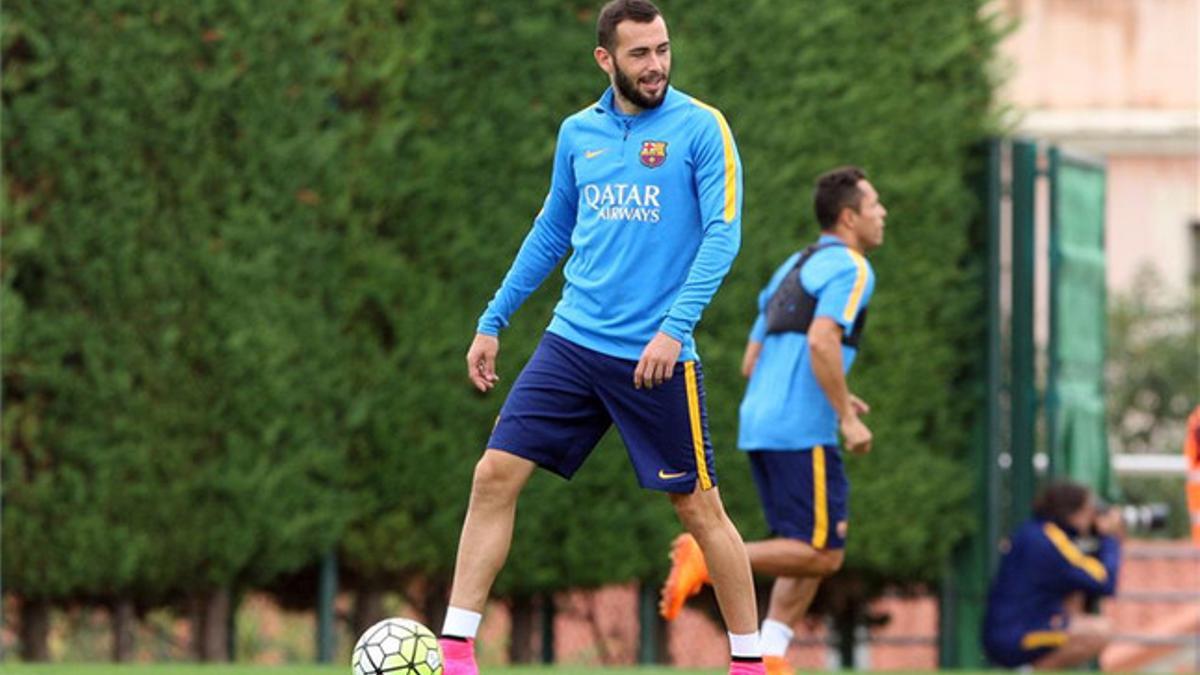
[1021,630,1068,650]
[1043,522,1108,582]
[689,98,738,223]
[842,249,869,323]
[683,362,713,490]
[812,446,828,548]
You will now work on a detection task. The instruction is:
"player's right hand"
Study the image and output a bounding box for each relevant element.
[740,340,762,378]
[466,333,500,392]
[840,414,872,454]
[1094,507,1126,539]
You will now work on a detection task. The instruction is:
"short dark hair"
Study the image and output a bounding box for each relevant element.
[813,166,867,230]
[1032,480,1093,525]
[596,0,662,52]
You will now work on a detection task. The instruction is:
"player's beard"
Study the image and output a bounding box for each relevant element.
[613,60,669,110]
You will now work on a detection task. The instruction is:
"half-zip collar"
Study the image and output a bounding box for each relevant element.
[594,85,682,125]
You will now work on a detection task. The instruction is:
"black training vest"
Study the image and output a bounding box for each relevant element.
[764,241,868,347]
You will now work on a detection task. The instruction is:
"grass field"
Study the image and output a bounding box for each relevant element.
[0,662,1012,667]
[0,662,739,667]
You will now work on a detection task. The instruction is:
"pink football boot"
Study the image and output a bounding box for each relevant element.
[438,637,478,675]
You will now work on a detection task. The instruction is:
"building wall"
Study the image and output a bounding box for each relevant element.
[1001,0,1197,109]
[1107,155,1199,290]
[999,0,1200,292]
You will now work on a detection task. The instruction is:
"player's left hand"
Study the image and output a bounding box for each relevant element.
[634,332,682,389]
[740,340,763,378]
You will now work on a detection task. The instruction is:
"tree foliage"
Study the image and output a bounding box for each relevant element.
[1107,268,1199,456]
[3,0,355,604]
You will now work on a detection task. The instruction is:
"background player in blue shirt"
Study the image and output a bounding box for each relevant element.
[983,480,1122,670]
[438,3,765,675]
[660,167,885,675]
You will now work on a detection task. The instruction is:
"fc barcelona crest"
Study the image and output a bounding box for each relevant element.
[639,140,668,168]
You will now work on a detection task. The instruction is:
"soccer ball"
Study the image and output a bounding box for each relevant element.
[351,617,443,675]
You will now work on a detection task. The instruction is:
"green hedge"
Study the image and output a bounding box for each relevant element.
[2,0,355,603]
[2,0,1001,612]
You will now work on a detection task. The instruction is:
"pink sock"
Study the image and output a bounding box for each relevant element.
[438,638,478,675]
[729,660,766,675]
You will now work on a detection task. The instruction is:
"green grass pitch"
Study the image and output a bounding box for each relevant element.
[0,662,1012,667]
[0,662,720,667]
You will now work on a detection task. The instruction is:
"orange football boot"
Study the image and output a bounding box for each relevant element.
[763,655,794,675]
[658,533,711,620]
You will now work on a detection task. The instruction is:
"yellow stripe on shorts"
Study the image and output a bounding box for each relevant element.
[683,361,713,490]
[1021,630,1068,650]
[812,445,828,548]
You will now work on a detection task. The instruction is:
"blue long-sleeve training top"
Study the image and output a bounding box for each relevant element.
[476,85,743,362]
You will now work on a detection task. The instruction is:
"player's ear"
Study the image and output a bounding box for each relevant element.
[838,205,855,230]
[594,46,614,76]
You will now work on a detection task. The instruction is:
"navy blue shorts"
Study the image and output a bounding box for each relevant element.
[984,615,1070,668]
[488,332,717,494]
[747,446,848,549]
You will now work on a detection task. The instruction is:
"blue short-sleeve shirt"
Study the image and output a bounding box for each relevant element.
[738,235,875,450]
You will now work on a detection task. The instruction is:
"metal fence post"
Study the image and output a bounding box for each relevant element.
[1010,139,1039,525]
[940,138,1004,668]
[317,550,337,663]
[638,582,662,664]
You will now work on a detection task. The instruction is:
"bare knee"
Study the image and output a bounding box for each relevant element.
[670,488,726,534]
[778,542,842,576]
[1072,616,1113,649]
[816,549,844,576]
[1052,633,1109,667]
[1083,632,1111,653]
[470,452,528,505]
[1043,616,1111,666]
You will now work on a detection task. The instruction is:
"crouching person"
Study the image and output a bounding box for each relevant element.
[983,480,1122,669]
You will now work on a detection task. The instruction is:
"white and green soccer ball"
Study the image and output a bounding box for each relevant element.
[351,617,443,675]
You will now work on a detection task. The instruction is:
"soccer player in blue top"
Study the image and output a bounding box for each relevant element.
[983,480,1122,670]
[660,167,884,675]
[437,3,765,675]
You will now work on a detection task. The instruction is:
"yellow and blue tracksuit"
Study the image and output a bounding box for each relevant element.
[983,519,1121,667]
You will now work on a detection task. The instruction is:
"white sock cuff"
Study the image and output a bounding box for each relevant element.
[728,631,762,658]
[759,619,794,656]
[442,607,482,639]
